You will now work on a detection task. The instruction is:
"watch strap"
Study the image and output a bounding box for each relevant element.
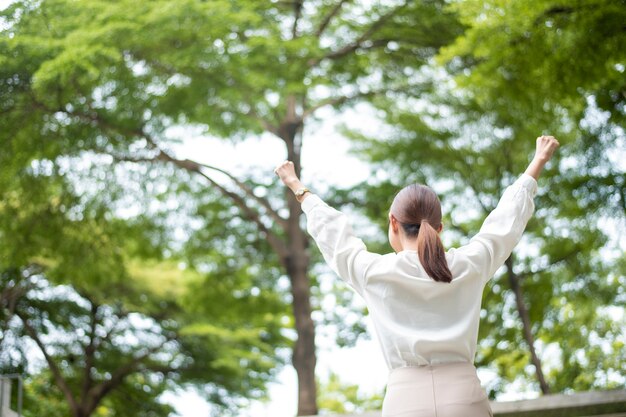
[294,187,310,197]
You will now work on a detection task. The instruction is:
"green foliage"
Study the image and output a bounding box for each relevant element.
[1,258,286,415]
[0,170,131,293]
[433,4,626,396]
[439,0,626,134]
[0,126,286,415]
[318,372,384,414]
[3,0,622,413]
[0,0,463,153]
[23,370,175,417]
[346,0,626,398]
[23,372,70,417]
[1,269,178,414]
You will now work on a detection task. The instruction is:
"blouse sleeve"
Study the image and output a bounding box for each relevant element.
[457,174,538,282]
[301,195,381,295]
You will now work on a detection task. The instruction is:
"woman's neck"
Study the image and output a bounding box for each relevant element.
[399,237,419,252]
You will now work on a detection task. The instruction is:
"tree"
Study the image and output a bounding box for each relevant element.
[437,0,626,223]
[1,1,464,413]
[2,264,286,417]
[3,270,177,417]
[439,0,626,130]
[2,267,285,417]
[0,166,287,415]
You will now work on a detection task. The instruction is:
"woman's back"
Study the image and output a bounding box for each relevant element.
[301,173,537,369]
[275,135,560,417]
[364,249,493,368]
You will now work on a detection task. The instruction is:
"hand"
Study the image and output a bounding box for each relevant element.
[274,160,301,190]
[525,135,560,180]
[534,135,560,162]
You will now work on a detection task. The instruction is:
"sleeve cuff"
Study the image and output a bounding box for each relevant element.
[301,194,325,214]
[518,174,538,197]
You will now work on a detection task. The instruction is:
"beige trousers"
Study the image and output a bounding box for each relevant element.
[382,362,493,417]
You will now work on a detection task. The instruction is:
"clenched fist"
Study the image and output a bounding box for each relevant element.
[524,135,560,180]
[275,161,310,202]
[274,161,300,188]
[534,135,560,162]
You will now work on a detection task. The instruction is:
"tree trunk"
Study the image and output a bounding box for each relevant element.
[281,97,318,416]
[505,256,550,394]
[287,245,317,416]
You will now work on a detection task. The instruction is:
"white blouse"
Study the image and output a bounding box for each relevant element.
[302,174,538,369]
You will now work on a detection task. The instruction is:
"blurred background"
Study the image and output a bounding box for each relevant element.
[0,0,624,416]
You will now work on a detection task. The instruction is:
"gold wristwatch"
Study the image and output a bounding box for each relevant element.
[294,187,310,199]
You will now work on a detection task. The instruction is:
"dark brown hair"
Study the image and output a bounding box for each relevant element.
[390,184,452,283]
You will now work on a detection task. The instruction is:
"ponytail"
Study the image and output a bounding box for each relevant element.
[391,183,452,283]
[417,220,452,283]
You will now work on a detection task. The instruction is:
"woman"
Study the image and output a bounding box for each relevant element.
[275,136,559,417]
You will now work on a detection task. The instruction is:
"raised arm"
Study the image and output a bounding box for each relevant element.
[274,161,312,203]
[459,136,560,280]
[274,161,379,294]
[524,135,560,180]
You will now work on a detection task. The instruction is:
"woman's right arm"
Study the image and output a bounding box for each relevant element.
[459,136,559,280]
[274,161,380,295]
[301,195,381,294]
[524,135,560,181]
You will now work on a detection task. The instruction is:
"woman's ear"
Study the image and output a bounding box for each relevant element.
[438,222,444,233]
[389,214,400,233]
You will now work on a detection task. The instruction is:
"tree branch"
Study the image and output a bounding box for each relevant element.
[84,339,171,415]
[315,0,351,38]
[292,0,303,39]
[110,137,291,262]
[302,91,370,119]
[318,38,390,63]
[32,97,290,265]
[196,162,288,230]
[82,302,99,404]
[113,151,287,230]
[55,104,287,241]
[449,153,492,214]
[301,85,410,119]
[141,135,288,244]
[132,52,282,138]
[16,311,80,415]
[246,106,281,137]
[518,248,580,280]
[505,256,551,394]
[194,169,290,262]
[308,2,407,67]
